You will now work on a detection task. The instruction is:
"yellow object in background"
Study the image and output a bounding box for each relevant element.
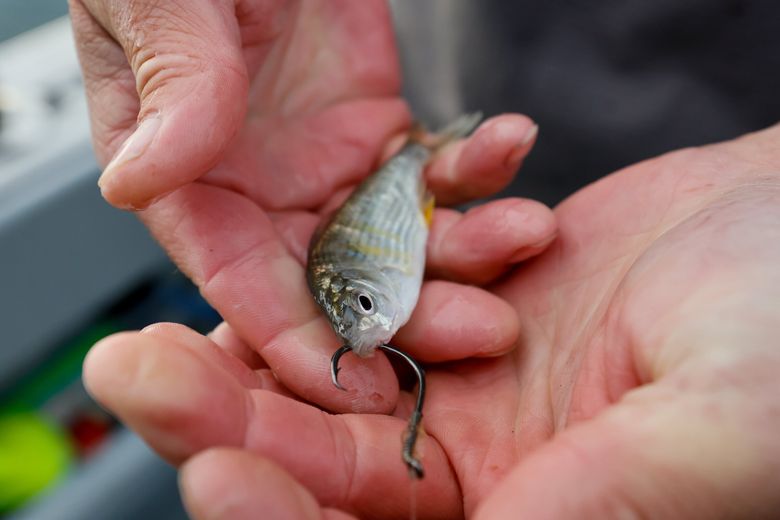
[0,412,74,513]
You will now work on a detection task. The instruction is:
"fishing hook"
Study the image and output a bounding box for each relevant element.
[330,344,427,479]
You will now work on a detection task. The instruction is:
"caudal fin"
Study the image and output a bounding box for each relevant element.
[409,112,483,150]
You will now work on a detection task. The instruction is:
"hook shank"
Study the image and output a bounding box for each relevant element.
[330,343,427,479]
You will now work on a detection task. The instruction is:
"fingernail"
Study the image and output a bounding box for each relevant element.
[506,124,539,167]
[521,123,539,146]
[98,115,162,189]
[509,233,556,263]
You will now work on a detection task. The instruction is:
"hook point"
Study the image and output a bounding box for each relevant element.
[330,345,352,391]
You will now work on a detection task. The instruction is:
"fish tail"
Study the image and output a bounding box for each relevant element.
[409,112,483,150]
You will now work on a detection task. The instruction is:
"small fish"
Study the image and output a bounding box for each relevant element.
[307,113,481,357]
[306,113,481,479]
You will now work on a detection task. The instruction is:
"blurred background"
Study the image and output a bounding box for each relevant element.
[1,1,778,519]
[1,2,215,518]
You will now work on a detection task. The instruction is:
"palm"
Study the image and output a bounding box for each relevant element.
[199,0,409,213]
[431,126,780,518]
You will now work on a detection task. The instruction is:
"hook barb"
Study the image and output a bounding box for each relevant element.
[330,345,352,391]
[329,343,427,479]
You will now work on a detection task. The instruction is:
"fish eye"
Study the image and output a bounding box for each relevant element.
[356,292,374,315]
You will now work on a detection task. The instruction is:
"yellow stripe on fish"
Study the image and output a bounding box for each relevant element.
[422,192,435,228]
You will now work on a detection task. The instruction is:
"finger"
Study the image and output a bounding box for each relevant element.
[426,114,538,206]
[208,321,267,370]
[393,281,520,362]
[141,184,399,414]
[73,0,249,209]
[84,331,463,519]
[181,448,356,520]
[139,322,271,390]
[84,328,291,462]
[84,330,248,461]
[474,376,780,519]
[427,198,557,285]
[69,0,138,166]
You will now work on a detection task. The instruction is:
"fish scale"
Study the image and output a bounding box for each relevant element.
[307,113,481,358]
[310,143,430,278]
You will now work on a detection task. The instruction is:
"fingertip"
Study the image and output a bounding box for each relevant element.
[493,197,557,263]
[395,281,520,362]
[142,322,268,390]
[82,331,139,400]
[84,330,249,463]
[457,114,538,189]
[470,289,521,358]
[428,113,538,205]
[181,448,323,520]
[428,198,557,284]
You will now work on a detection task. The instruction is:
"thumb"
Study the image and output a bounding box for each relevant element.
[70,0,249,209]
[475,379,780,519]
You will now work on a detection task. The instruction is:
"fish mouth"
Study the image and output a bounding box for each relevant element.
[352,327,394,358]
[329,267,403,356]
[344,309,397,358]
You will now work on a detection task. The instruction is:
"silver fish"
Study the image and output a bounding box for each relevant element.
[307,113,481,356]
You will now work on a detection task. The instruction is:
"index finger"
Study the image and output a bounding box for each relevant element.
[425,114,538,206]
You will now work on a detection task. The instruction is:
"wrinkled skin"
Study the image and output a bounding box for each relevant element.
[71,0,780,518]
[475,127,780,518]
[85,126,780,520]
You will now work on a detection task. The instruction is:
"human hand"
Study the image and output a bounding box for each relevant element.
[85,125,780,519]
[71,0,555,415]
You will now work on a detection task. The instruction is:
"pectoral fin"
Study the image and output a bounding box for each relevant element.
[421,191,435,228]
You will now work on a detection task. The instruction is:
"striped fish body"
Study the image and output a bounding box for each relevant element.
[307,142,432,357]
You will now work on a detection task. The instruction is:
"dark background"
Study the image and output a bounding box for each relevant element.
[396,0,780,206]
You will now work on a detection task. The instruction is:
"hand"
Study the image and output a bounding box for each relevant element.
[85,125,780,519]
[71,0,554,415]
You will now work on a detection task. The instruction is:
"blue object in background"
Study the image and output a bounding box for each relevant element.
[0,0,68,42]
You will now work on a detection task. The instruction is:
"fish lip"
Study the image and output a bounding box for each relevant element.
[357,311,395,343]
[342,305,398,357]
